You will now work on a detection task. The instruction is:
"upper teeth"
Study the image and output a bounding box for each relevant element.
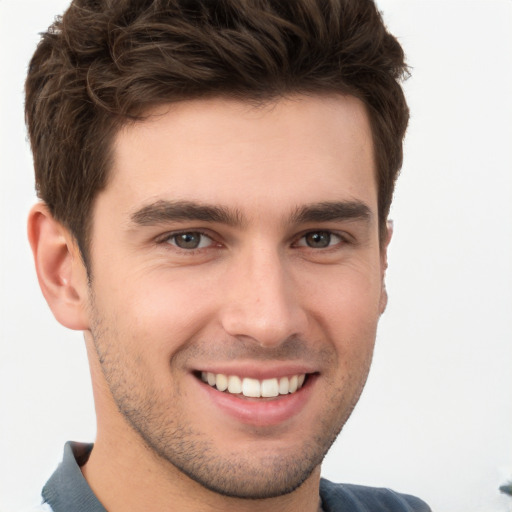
[201,372,306,398]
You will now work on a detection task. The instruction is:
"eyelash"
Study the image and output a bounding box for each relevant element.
[157,229,350,253]
[293,231,345,249]
[158,230,218,252]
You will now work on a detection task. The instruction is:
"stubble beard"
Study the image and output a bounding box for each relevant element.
[88,304,372,499]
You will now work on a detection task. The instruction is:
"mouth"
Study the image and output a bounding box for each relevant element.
[193,368,317,426]
[198,371,308,399]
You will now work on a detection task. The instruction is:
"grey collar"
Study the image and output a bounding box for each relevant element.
[42,442,106,512]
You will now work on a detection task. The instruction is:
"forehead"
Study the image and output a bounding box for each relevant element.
[102,94,377,223]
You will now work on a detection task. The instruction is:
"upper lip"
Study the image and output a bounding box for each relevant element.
[193,362,318,380]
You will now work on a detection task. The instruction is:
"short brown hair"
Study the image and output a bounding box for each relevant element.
[25,0,409,266]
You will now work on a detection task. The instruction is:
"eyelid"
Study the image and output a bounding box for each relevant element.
[154,228,352,251]
[156,229,218,249]
[293,230,349,248]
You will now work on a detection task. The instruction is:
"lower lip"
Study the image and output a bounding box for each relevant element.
[196,375,316,427]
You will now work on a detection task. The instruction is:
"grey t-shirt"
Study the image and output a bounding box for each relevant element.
[39,442,431,512]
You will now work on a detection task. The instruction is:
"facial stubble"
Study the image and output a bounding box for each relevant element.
[87,295,373,500]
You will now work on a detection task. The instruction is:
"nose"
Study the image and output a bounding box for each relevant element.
[219,246,308,348]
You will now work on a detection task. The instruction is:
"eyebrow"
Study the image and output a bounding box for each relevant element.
[130,199,372,229]
[130,200,244,227]
[291,201,372,224]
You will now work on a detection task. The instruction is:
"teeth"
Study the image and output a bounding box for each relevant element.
[289,375,298,393]
[261,378,279,398]
[242,378,261,398]
[278,376,289,395]
[228,375,242,394]
[201,372,307,398]
[216,373,228,392]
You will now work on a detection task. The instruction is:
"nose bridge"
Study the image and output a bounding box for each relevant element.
[221,243,305,347]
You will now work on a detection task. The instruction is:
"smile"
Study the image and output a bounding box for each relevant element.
[200,372,307,398]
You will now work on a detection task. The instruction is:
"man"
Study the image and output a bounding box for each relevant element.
[24,0,430,510]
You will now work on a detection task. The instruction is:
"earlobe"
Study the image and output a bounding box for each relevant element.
[379,283,388,314]
[27,203,90,330]
[379,220,393,314]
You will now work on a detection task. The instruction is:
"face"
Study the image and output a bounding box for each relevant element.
[85,95,388,499]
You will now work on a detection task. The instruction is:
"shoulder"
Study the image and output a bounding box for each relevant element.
[320,478,432,512]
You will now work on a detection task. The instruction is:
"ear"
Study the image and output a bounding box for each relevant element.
[27,203,90,330]
[379,220,393,314]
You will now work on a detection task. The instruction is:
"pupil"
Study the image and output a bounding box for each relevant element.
[176,232,200,249]
[306,232,330,248]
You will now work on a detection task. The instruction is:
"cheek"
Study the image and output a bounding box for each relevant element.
[301,264,382,360]
[97,268,219,355]
[302,260,383,321]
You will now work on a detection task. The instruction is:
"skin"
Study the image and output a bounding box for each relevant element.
[28,94,391,512]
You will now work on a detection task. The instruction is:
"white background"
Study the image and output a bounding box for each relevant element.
[1,1,511,511]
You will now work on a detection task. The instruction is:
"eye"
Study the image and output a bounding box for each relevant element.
[296,231,342,249]
[165,232,214,250]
